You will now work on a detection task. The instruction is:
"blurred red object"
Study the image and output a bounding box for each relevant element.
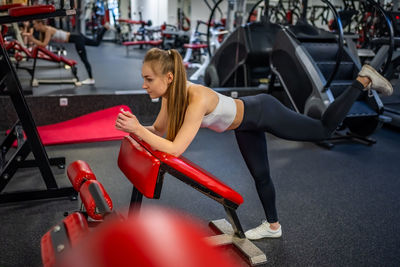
[57,206,239,267]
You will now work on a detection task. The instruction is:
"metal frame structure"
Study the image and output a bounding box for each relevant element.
[0,4,77,203]
[125,135,267,266]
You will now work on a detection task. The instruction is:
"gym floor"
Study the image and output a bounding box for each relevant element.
[1,42,400,267]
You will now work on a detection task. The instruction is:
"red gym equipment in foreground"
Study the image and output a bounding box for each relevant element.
[41,134,268,266]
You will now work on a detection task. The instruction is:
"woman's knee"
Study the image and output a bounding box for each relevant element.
[249,167,271,185]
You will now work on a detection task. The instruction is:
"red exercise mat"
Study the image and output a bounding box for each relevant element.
[12,105,130,146]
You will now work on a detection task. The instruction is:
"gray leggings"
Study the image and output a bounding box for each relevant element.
[234,80,364,223]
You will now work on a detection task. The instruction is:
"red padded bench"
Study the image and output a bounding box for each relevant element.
[118,134,243,207]
[122,40,163,46]
[122,39,163,56]
[117,18,146,25]
[49,134,266,266]
[183,43,208,49]
[5,41,79,85]
[5,40,77,66]
[41,160,239,267]
[117,134,266,266]
[0,4,24,12]
[41,207,238,267]
[41,212,88,267]
[8,5,55,17]
[32,46,77,66]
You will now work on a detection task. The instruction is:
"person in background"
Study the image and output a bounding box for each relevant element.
[24,19,111,85]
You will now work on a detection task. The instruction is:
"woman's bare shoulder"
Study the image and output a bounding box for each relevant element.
[46,26,56,34]
[188,83,215,100]
[187,82,218,113]
[188,82,214,95]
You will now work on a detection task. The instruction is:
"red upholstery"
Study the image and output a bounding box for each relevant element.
[0,3,23,11]
[57,207,237,267]
[120,134,244,205]
[59,56,77,66]
[14,52,23,62]
[155,152,243,205]
[40,231,56,267]
[117,18,145,25]
[34,47,78,66]
[67,160,97,191]
[33,46,58,61]
[41,212,88,267]
[184,43,208,49]
[63,212,89,246]
[122,40,162,46]
[9,4,55,17]
[79,180,113,220]
[6,43,76,65]
[118,136,161,199]
[5,41,32,57]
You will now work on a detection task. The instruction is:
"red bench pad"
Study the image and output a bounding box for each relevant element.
[118,136,161,199]
[63,212,89,246]
[80,180,113,220]
[119,134,243,205]
[56,207,237,267]
[5,41,32,57]
[122,40,162,46]
[67,160,97,191]
[6,43,76,65]
[0,4,23,11]
[154,152,243,205]
[117,18,145,24]
[184,43,208,49]
[9,4,55,17]
[41,212,88,267]
[59,56,77,66]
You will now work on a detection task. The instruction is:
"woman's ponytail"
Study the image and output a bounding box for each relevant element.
[143,48,188,141]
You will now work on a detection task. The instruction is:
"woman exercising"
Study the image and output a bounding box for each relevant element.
[23,20,110,85]
[115,48,393,240]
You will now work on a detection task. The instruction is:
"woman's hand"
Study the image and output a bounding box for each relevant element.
[22,32,33,40]
[115,109,142,134]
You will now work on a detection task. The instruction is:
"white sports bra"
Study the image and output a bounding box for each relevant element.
[51,29,68,42]
[186,81,236,133]
[200,91,237,132]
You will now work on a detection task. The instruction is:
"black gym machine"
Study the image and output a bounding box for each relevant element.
[270,0,392,148]
[0,1,77,203]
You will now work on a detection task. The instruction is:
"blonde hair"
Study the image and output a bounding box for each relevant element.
[144,48,188,141]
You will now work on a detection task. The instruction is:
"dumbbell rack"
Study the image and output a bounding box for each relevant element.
[0,5,77,203]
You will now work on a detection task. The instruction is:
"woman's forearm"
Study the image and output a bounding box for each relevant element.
[136,126,181,156]
[31,38,47,47]
[144,125,162,136]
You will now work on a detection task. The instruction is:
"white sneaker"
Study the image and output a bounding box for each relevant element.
[358,65,393,96]
[81,78,95,85]
[245,220,282,240]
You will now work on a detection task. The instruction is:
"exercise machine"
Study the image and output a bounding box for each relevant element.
[204,0,281,87]
[41,134,269,266]
[0,3,77,203]
[270,0,390,148]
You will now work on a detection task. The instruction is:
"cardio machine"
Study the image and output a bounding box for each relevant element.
[270,0,390,147]
[204,0,281,87]
[368,4,400,127]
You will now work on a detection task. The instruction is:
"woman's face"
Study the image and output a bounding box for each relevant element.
[32,21,45,32]
[141,62,172,99]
